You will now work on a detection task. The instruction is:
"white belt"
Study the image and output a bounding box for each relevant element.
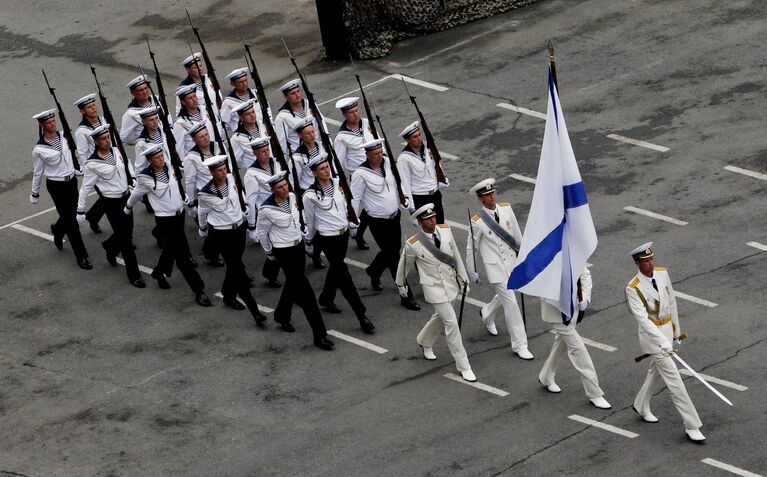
[319,227,348,237]
[368,211,399,220]
[212,220,244,230]
[272,238,302,248]
[413,188,438,196]
[47,174,74,182]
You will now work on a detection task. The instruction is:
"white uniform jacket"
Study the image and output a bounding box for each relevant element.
[396,224,469,304]
[175,75,220,118]
[625,268,681,354]
[274,99,323,157]
[126,165,184,216]
[466,202,523,284]
[182,143,227,203]
[173,108,215,160]
[303,178,349,239]
[350,158,399,219]
[220,88,269,134]
[134,126,171,172]
[334,118,375,173]
[292,141,325,191]
[244,159,281,228]
[73,116,106,166]
[397,143,439,205]
[256,193,303,253]
[120,96,166,145]
[78,147,134,212]
[541,267,593,324]
[197,175,244,229]
[230,124,264,171]
[31,134,77,196]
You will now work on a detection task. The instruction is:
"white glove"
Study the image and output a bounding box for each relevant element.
[266,251,276,261]
[305,242,314,257]
[187,205,198,219]
[397,285,409,298]
[438,178,449,189]
[29,193,39,205]
[198,227,208,238]
[123,206,132,216]
[76,212,86,224]
[130,178,137,189]
[74,169,83,177]
[578,300,589,311]
[247,229,258,243]
[660,341,673,353]
[469,272,480,284]
[399,198,411,212]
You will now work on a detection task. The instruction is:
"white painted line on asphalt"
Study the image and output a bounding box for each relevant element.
[464,296,487,309]
[213,292,274,314]
[568,414,638,438]
[115,258,153,275]
[508,173,537,184]
[747,241,767,252]
[675,291,718,308]
[324,117,342,127]
[441,152,459,160]
[327,330,388,354]
[0,191,97,231]
[344,257,367,269]
[497,102,546,119]
[317,74,395,107]
[724,165,767,182]
[390,74,449,92]
[12,223,56,241]
[443,373,509,396]
[623,206,688,226]
[702,458,763,477]
[549,330,617,352]
[445,219,468,231]
[606,134,669,152]
[402,20,519,68]
[679,370,748,391]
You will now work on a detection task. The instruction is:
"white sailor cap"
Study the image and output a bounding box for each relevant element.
[279,79,300,94]
[246,136,271,150]
[335,97,359,111]
[293,116,314,133]
[226,67,248,81]
[629,242,654,260]
[73,94,97,108]
[470,178,496,196]
[412,203,437,220]
[125,75,150,90]
[138,106,159,119]
[267,171,289,186]
[362,138,385,151]
[400,120,420,138]
[181,52,202,67]
[33,109,57,122]
[176,84,197,98]
[142,143,164,158]
[188,122,208,137]
[203,155,229,169]
[88,123,111,138]
[307,153,329,170]
[232,99,255,115]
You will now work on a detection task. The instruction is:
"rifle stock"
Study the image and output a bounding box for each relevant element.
[350,56,379,140]
[401,79,447,184]
[283,123,307,232]
[41,69,80,171]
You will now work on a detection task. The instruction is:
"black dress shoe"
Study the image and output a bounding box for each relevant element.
[77,257,93,270]
[89,220,102,234]
[132,278,146,288]
[314,337,335,350]
[51,224,63,250]
[319,301,342,314]
[280,322,295,333]
[207,258,225,267]
[103,245,117,267]
[401,297,421,311]
[195,291,212,307]
[252,312,267,326]
[356,239,370,250]
[151,270,171,289]
[369,276,383,291]
[266,278,282,288]
[224,299,246,311]
[313,258,326,270]
[359,317,375,334]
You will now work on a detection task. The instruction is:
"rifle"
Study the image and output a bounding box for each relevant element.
[401,78,447,184]
[186,42,226,154]
[283,39,358,225]
[371,104,408,208]
[138,62,186,201]
[239,30,290,174]
[548,40,559,92]
[41,69,80,171]
[350,55,379,139]
[86,49,132,184]
[186,9,222,109]
[283,123,306,232]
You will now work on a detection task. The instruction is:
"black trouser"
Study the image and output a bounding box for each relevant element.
[262,254,281,281]
[316,231,366,318]
[273,243,327,340]
[102,195,141,282]
[46,178,88,260]
[355,210,369,243]
[154,212,204,292]
[412,189,444,224]
[210,224,260,313]
[85,186,107,225]
[366,212,414,298]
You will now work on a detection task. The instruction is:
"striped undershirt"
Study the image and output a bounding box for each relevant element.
[278,200,291,213]
[322,183,334,197]
[237,94,250,102]
[294,108,306,119]
[155,169,169,183]
[189,111,203,123]
[102,151,116,165]
[211,182,229,198]
[309,145,320,158]
[47,136,62,151]
[150,130,163,144]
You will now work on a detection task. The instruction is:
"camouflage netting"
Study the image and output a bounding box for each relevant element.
[343,0,542,59]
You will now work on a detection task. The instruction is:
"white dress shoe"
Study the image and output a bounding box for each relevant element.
[515,348,534,360]
[633,406,659,423]
[460,369,477,382]
[685,428,705,442]
[480,310,498,336]
[421,346,437,360]
[540,379,561,393]
[589,397,611,409]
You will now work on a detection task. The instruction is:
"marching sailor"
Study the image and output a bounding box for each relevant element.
[396,203,476,382]
[134,106,170,172]
[466,178,532,360]
[173,84,216,159]
[72,94,106,234]
[120,75,163,145]
[230,99,265,171]
[220,67,267,134]
[175,52,220,118]
[273,79,322,157]
[626,242,704,442]
[396,121,448,223]
[292,117,325,192]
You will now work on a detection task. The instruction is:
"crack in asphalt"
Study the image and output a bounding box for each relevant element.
[674,251,762,286]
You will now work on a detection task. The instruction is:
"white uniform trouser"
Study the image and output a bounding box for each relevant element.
[482,283,527,351]
[634,354,702,430]
[538,322,603,399]
[417,301,471,372]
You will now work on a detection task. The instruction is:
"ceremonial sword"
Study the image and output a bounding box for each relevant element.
[671,352,733,406]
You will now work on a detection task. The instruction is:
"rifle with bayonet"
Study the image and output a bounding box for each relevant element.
[86,50,132,184]
[371,105,408,208]
[186,9,222,109]
[41,69,80,171]
[186,42,226,152]
[350,55,379,140]
[283,124,307,232]
[138,60,186,201]
[283,39,358,225]
[400,78,447,184]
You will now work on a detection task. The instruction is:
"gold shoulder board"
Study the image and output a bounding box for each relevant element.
[629,277,640,288]
[407,236,418,244]
[654,267,666,271]
[497,202,510,207]
[437,223,449,228]
[471,214,481,222]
